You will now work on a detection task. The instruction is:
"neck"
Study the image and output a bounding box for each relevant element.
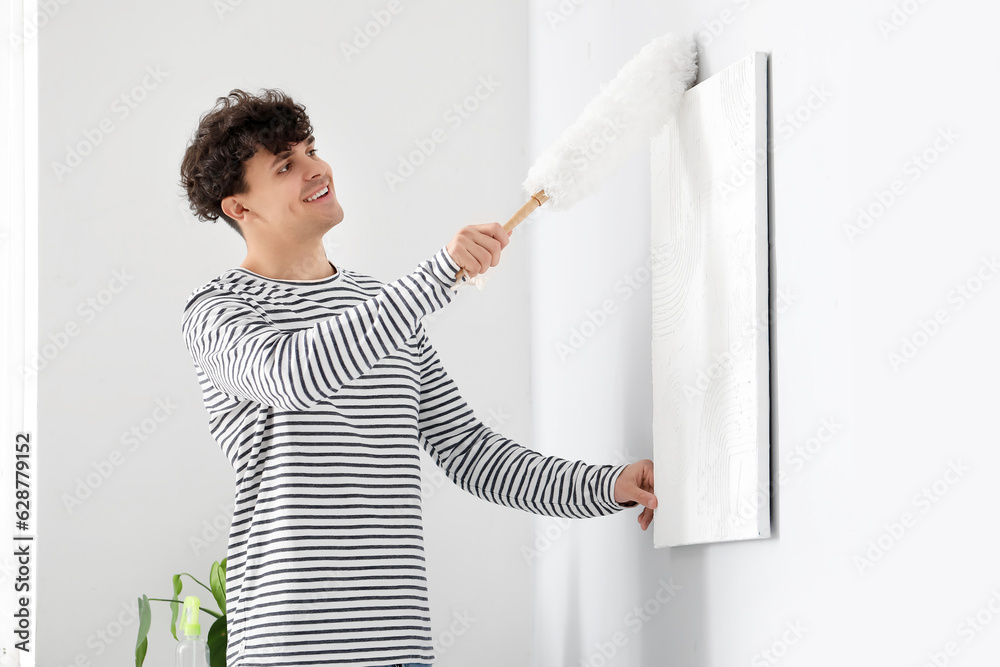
[240,238,335,281]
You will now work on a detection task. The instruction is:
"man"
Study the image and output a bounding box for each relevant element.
[179,88,656,667]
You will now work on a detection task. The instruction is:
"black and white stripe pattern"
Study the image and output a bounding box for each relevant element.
[180,246,630,666]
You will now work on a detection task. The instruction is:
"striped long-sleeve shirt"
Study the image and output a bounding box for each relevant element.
[180,245,631,667]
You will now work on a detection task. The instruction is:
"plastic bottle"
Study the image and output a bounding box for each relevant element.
[176,596,211,667]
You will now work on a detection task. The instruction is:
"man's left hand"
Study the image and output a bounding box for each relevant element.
[614,459,657,531]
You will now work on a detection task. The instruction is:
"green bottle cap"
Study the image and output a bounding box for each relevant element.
[180,596,201,637]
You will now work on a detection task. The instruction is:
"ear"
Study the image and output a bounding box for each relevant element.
[221,195,249,223]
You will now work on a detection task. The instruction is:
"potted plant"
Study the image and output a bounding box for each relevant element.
[135,558,228,667]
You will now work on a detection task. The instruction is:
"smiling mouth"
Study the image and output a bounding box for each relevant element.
[304,185,330,203]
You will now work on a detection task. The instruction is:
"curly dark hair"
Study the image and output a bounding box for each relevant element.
[179,88,313,238]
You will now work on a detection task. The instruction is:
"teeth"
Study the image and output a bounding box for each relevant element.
[304,186,328,202]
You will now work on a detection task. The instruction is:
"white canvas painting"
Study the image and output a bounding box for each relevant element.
[650,52,771,548]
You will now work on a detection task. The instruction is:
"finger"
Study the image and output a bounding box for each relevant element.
[489,247,501,268]
[635,489,657,510]
[454,247,479,278]
[480,222,510,248]
[622,480,658,510]
[638,458,655,483]
[638,460,655,497]
[638,507,653,531]
[642,491,658,510]
[477,235,502,267]
[468,244,492,275]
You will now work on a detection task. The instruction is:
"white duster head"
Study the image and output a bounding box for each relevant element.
[523,32,698,211]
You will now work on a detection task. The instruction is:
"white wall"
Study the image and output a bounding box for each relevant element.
[38,2,534,665]
[527,0,1000,665]
[37,1,1000,666]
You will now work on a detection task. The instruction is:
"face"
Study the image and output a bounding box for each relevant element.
[222,134,344,242]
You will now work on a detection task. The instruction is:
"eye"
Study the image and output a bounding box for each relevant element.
[277,149,318,174]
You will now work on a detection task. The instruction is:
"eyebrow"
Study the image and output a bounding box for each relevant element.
[270,135,316,169]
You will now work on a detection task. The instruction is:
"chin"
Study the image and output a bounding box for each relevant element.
[323,209,344,231]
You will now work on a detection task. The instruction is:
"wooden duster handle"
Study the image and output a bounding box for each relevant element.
[452,189,549,286]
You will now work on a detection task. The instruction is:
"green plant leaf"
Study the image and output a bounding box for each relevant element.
[170,573,183,641]
[134,595,151,667]
[135,637,147,667]
[207,615,228,667]
[210,559,227,615]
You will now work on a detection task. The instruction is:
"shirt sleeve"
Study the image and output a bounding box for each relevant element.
[181,245,463,411]
[415,327,633,518]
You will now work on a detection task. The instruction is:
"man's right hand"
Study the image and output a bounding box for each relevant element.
[446,223,511,279]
